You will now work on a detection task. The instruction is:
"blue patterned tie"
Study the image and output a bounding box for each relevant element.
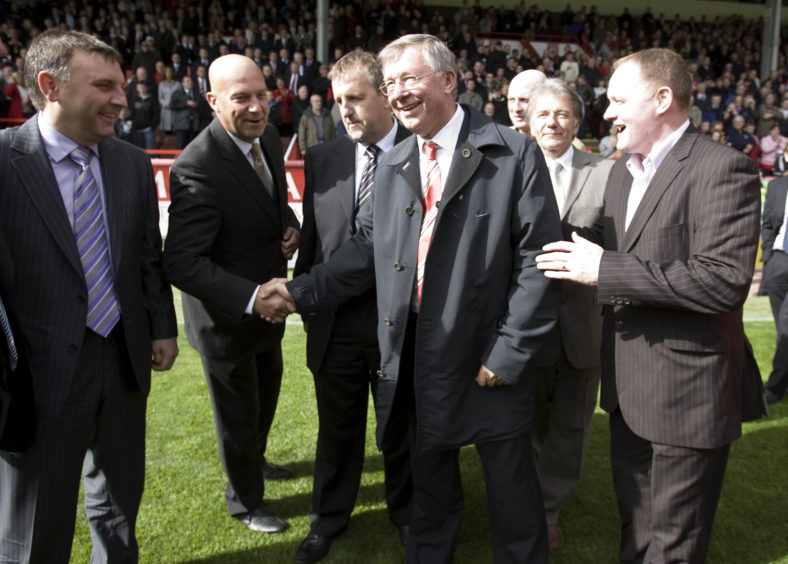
[0,295,17,371]
[355,144,380,213]
[70,146,120,337]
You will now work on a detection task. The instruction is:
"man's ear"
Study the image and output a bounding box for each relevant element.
[655,86,673,115]
[37,71,58,103]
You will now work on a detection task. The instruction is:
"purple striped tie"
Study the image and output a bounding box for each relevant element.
[70,146,120,337]
[0,295,17,371]
[355,144,380,213]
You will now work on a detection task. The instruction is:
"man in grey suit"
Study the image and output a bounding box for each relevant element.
[164,54,300,535]
[526,79,612,552]
[0,30,178,563]
[261,34,562,563]
[292,50,412,564]
[537,48,766,563]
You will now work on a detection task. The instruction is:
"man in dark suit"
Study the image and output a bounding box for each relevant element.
[170,75,200,149]
[526,79,612,552]
[0,30,178,563]
[537,48,767,563]
[292,50,412,564]
[262,34,561,563]
[760,175,788,404]
[164,54,300,535]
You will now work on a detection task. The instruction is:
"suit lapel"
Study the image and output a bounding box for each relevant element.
[387,136,423,204]
[97,139,127,271]
[441,108,498,205]
[11,119,83,275]
[607,161,631,251]
[211,120,281,227]
[334,137,357,226]
[563,149,593,218]
[620,129,695,252]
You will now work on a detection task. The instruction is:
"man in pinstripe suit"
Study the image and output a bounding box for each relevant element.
[537,48,766,563]
[0,31,178,563]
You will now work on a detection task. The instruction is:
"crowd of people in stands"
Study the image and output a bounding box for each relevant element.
[0,0,786,167]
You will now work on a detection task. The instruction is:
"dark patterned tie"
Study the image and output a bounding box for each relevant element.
[355,144,380,213]
[0,294,17,371]
[250,143,275,198]
[70,146,120,337]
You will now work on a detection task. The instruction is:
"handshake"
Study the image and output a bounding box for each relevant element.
[253,278,296,323]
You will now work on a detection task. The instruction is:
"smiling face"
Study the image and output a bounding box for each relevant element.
[382,44,456,139]
[208,54,269,143]
[529,91,578,159]
[603,61,659,156]
[43,49,127,146]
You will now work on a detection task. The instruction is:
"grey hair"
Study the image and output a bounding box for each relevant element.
[378,34,455,76]
[526,78,584,127]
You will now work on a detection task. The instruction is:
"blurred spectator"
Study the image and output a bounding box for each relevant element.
[599,123,618,159]
[115,107,135,143]
[158,65,179,138]
[458,78,484,111]
[291,85,311,129]
[757,93,780,138]
[170,75,200,149]
[760,124,787,173]
[130,81,158,149]
[266,90,282,128]
[273,75,296,136]
[297,93,335,154]
[10,71,33,117]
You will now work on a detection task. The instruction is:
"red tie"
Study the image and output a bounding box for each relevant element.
[417,141,442,306]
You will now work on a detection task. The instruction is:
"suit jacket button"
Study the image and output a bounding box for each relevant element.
[393,262,403,271]
[609,296,616,304]
[623,298,631,305]
[77,295,85,304]
[405,206,414,215]
[615,321,624,330]
[616,297,624,305]
[68,344,78,353]
[383,318,392,326]
[376,369,384,378]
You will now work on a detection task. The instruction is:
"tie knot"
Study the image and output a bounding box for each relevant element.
[365,144,380,161]
[70,146,91,168]
[422,141,438,162]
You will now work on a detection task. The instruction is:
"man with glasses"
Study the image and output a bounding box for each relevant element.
[261,34,561,563]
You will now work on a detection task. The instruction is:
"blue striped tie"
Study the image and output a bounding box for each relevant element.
[0,295,17,371]
[70,146,120,337]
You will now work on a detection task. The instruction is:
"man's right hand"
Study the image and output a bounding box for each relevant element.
[253,278,296,323]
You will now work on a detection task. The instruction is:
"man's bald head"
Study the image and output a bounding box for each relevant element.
[207,54,270,142]
[508,69,546,135]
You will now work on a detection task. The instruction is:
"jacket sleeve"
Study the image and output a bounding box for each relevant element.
[481,138,562,383]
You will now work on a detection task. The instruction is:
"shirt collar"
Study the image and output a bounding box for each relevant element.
[547,145,574,171]
[37,113,98,163]
[626,118,690,179]
[417,103,464,155]
[224,128,257,157]
[356,117,398,161]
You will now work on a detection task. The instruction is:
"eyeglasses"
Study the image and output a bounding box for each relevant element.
[379,74,432,96]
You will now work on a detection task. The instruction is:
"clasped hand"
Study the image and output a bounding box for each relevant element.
[253,278,296,323]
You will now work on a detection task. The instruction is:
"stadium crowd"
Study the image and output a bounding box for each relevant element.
[0,1,786,166]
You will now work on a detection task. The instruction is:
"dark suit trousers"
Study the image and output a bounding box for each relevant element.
[200,341,283,516]
[610,410,730,564]
[533,340,599,523]
[765,250,788,397]
[400,315,548,564]
[0,327,145,564]
[309,300,411,538]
